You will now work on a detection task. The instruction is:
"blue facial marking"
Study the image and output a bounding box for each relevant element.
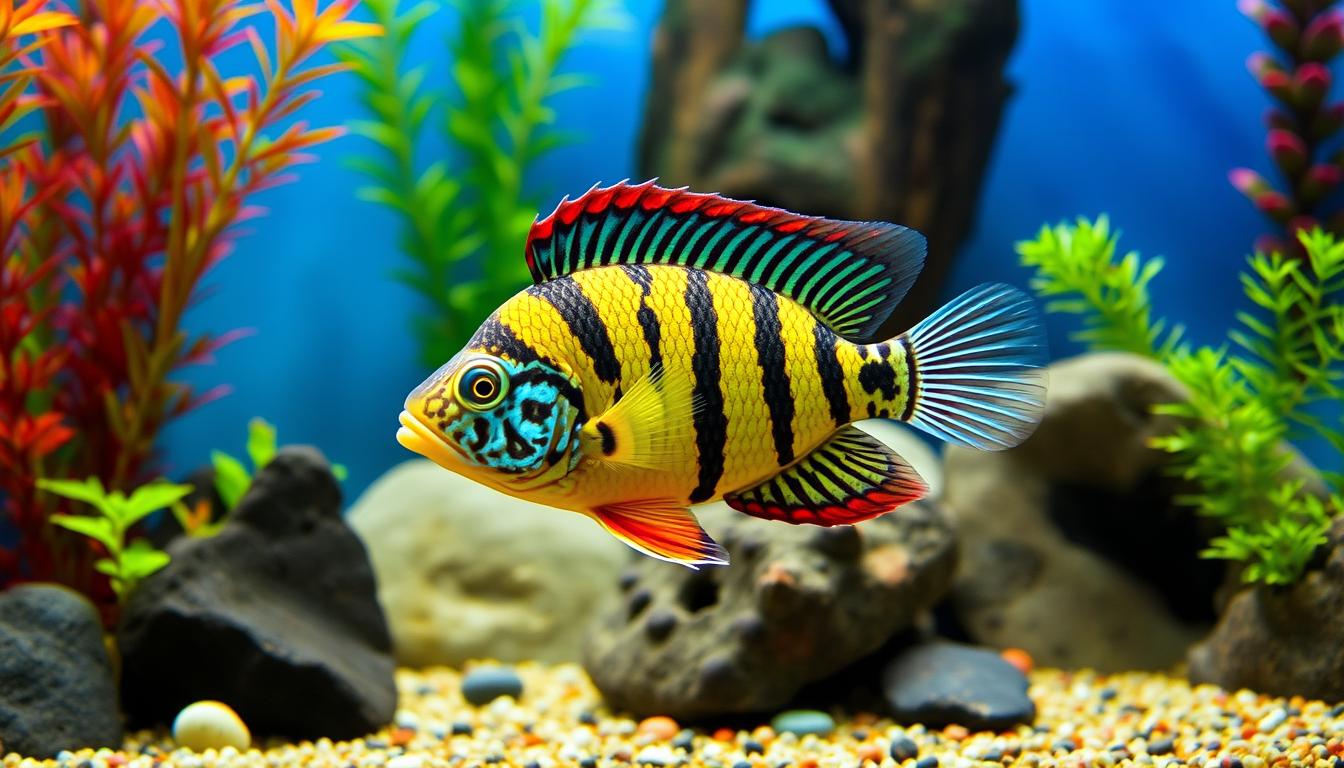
[443,358,580,475]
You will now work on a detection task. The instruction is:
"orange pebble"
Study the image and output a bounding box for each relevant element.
[752,725,776,743]
[1242,725,1258,739]
[798,760,819,768]
[856,743,884,764]
[637,716,680,741]
[389,727,415,746]
[1000,647,1034,675]
[520,732,545,747]
[943,724,969,741]
[713,728,736,742]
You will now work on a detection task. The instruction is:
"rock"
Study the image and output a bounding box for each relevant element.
[118,446,396,740]
[941,353,1223,671]
[770,710,835,737]
[172,701,251,752]
[639,0,1018,333]
[882,641,1035,730]
[583,500,957,719]
[461,666,523,706]
[348,460,628,666]
[0,584,122,757]
[1187,517,1344,700]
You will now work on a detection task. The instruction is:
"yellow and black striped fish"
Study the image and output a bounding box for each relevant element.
[397,180,1047,567]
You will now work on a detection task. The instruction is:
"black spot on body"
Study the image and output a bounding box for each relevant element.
[858,360,898,401]
[597,421,616,456]
[520,399,552,424]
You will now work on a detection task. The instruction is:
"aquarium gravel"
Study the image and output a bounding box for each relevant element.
[6,664,1344,768]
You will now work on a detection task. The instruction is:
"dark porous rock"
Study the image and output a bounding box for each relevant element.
[942,353,1225,671]
[0,584,122,757]
[882,641,1034,730]
[582,500,957,720]
[118,446,396,740]
[1188,517,1344,700]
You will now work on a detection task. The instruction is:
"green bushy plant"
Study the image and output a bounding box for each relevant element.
[209,418,348,516]
[337,0,623,365]
[37,478,190,602]
[1019,219,1344,586]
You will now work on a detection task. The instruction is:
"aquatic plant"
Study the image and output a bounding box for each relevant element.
[0,0,378,594]
[38,477,190,603]
[1019,218,1343,585]
[1232,0,1344,254]
[211,417,346,511]
[337,0,622,365]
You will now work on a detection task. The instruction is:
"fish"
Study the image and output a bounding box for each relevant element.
[396,180,1047,568]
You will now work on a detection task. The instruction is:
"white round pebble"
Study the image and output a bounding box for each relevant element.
[171,701,251,752]
[385,755,422,768]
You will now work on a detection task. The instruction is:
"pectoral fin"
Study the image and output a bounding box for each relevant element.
[724,425,928,526]
[589,500,728,569]
[580,367,699,468]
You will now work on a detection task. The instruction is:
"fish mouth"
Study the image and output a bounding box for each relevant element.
[397,410,469,469]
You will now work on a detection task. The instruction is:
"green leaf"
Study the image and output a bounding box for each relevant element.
[50,514,117,552]
[120,540,171,581]
[122,482,194,526]
[332,463,349,482]
[212,451,252,511]
[37,477,111,513]
[247,418,278,470]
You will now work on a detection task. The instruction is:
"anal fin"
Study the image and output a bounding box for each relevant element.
[724,425,928,526]
[589,501,728,569]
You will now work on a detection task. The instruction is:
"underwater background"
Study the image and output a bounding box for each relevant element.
[163,0,1274,497]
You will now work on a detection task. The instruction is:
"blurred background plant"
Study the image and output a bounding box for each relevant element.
[211,416,347,514]
[1231,0,1344,255]
[1019,218,1343,586]
[337,0,625,366]
[0,0,377,608]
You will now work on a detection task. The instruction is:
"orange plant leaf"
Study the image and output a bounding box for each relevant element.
[8,11,78,36]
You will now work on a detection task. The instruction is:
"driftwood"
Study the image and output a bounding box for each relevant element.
[637,0,1018,335]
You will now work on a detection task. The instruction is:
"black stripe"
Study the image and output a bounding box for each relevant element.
[471,315,542,365]
[685,269,726,504]
[697,217,739,272]
[529,278,623,390]
[813,321,850,427]
[900,336,919,421]
[582,214,602,269]
[622,265,664,377]
[603,208,641,266]
[750,286,795,466]
[660,213,703,265]
[795,241,843,309]
[721,226,769,275]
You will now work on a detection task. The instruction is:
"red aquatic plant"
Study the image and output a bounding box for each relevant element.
[1232,0,1344,255]
[0,0,378,597]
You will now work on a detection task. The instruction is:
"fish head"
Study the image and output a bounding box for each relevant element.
[397,350,584,489]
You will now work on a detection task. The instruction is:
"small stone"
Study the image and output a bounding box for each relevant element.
[387,757,422,768]
[172,701,251,752]
[883,642,1036,731]
[636,746,676,765]
[451,721,473,736]
[1149,737,1176,755]
[1258,710,1288,733]
[770,710,835,737]
[637,716,680,741]
[672,731,695,751]
[744,739,766,755]
[462,666,523,705]
[890,735,919,761]
[916,757,940,768]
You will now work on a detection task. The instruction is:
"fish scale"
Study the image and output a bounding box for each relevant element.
[398,181,1048,567]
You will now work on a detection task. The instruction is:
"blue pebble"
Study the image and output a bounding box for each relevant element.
[461,666,523,705]
[770,710,835,737]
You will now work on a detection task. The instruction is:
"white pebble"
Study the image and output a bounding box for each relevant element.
[173,701,251,752]
[387,756,423,768]
[635,746,677,765]
[1258,709,1288,732]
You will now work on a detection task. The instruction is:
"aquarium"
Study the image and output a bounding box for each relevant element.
[2,0,1344,767]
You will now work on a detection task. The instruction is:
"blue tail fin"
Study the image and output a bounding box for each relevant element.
[900,284,1048,450]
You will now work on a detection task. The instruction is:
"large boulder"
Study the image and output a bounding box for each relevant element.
[1188,517,1344,700]
[118,447,396,740]
[941,353,1221,671]
[349,460,630,666]
[0,584,122,757]
[583,500,957,720]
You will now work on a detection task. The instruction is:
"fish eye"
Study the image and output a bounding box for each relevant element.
[456,359,508,411]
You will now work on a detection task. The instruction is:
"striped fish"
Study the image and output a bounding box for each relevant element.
[397,181,1047,567]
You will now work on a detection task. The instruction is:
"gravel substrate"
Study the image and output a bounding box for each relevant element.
[6,664,1344,768]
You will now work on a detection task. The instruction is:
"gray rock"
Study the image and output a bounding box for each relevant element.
[348,460,629,666]
[1188,517,1344,700]
[0,584,121,757]
[118,446,396,740]
[882,641,1034,731]
[583,500,956,719]
[942,353,1219,671]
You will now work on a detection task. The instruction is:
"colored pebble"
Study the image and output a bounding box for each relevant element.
[637,716,680,741]
[461,665,523,705]
[770,710,835,737]
[171,700,251,752]
[1000,647,1034,675]
[890,734,919,761]
[744,738,766,755]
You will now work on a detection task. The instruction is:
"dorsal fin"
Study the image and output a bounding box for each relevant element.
[525,180,927,341]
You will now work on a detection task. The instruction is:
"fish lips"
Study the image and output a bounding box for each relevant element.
[397,409,470,471]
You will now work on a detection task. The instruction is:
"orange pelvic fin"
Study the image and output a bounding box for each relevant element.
[589,500,728,569]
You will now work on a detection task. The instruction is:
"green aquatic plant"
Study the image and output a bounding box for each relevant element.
[337,0,623,365]
[37,478,191,603]
[1019,219,1344,586]
[210,417,348,513]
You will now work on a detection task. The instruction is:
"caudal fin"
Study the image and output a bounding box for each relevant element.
[900,284,1047,450]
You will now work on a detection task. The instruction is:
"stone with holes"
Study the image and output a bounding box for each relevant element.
[582,500,956,719]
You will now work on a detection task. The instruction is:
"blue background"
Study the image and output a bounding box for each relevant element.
[162,1,1280,499]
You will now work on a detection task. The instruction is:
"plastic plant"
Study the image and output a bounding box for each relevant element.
[210,417,347,512]
[38,477,191,603]
[1019,219,1344,586]
[337,0,622,365]
[0,0,379,596]
[1231,0,1344,255]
